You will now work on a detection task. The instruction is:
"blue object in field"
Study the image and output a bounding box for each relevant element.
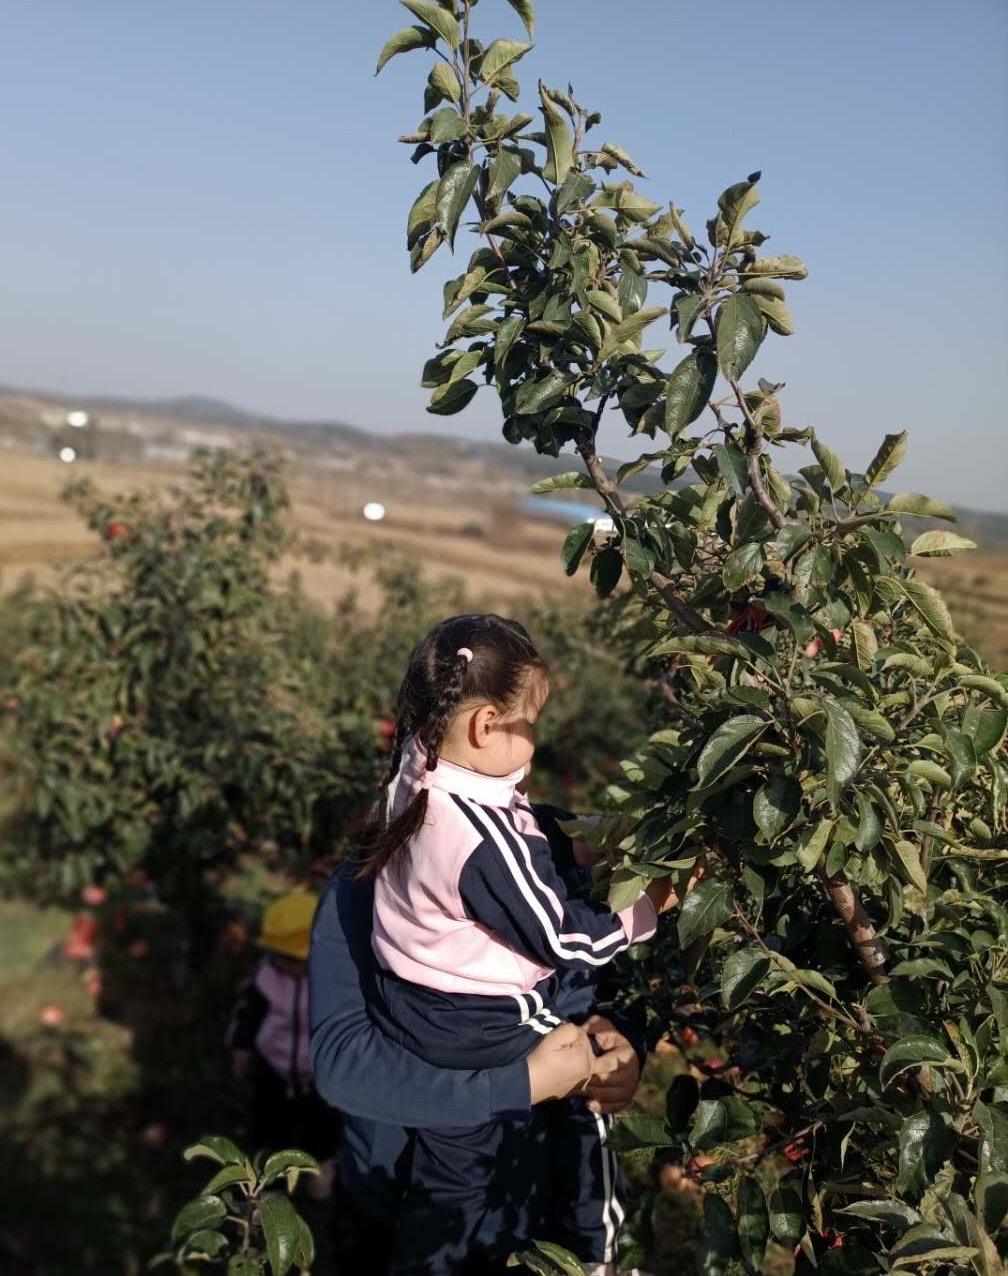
[520,496,603,526]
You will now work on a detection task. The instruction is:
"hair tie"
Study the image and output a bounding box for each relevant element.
[456,647,474,663]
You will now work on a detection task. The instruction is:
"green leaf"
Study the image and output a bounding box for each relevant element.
[962,704,1007,754]
[740,254,808,280]
[261,1149,320,1189]
[865,430,908,488]
[486,148,523,204]
[258,1195,301,1276]
[428,105,466,143]
[812,437,846,493]
[750,293,794,335]
[561,522,593,576]
[721,948,771,1010]
[664,349,718,436]
[529,472,593,494]
[203,1163,256,1194]
[480,39,533,84]
[696,716,767,787]
[886,492,956,520]
[505,0,536,37]
[753,775,801,842]
[737,1177,770,1273]
[714,441,748,498]
[184,1137,246,1167]
[691,1096,758,1149]
[400,0,460,50]
[880,1035,952,1088]
[515,370,569,415]
[849,620,878,671]
[702,1192,740,1270]
[376,24,435,74]
[837,1199,922,1229]
[716,174,761,245]
[528,1241,585,1276]
[428,60,460,103]
[555,171,595,215]
[494,313,524,372]
[172,1196,227,1243]
[909,530,977,557]
[974,1172,1008,1234]
[890,1225,978,1269]
[896,1111,955,1196]
[776,524,811,563]
[184,1229,228,1259]
[907,760,952,789]
[716,293,764,380]
[797,818,833,870]
[428,378,478,415]
[599,140,645,175]
[892,840,928,892]
[590,546,623,597]
[960,675,1008,708]
[539,83,574,186]
[436,161,479,246]
[623,536,654,576]
[678,880,734,948]
[769,1187,804,1244]
[854,792,882,852]
[943,729,976,787]
[598,306,668,360]
[606,1112,675,1152]
[820,696,861,802]
[976,1101,1008,1174]
[723,542,765,591]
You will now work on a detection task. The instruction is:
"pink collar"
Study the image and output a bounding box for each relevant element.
[400,734,523,809]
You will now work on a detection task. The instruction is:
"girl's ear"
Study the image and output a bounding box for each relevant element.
[468,703,499,749]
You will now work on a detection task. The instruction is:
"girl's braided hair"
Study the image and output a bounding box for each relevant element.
[357,614,546,877]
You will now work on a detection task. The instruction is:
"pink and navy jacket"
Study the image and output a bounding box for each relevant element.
[372,736,657,1000]
[227,957,312,1088]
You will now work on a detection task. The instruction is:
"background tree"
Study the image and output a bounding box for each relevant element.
[381,2,1008,1271]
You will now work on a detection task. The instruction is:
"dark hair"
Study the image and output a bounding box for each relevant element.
[356,614,546,878]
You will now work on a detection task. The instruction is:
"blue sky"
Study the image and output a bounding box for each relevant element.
[2,0,1006,510]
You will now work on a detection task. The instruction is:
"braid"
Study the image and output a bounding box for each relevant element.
[422,651,471,771]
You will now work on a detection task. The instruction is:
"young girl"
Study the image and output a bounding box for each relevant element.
[359,614,677,1276]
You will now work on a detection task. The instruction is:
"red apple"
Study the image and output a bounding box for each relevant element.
[141,1120,169,1149]
[63,915,99,962]
[81,884,107,907]
[39,1003,65,1028]
[103,520,130,542]
[128,939,150,959]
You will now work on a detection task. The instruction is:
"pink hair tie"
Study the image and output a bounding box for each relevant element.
[456,647,474,663]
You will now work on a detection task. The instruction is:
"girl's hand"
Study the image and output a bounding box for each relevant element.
[581,1016,641,1115]
[527,1022,594,1104]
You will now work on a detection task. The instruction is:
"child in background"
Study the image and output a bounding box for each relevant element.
[228,892,340,1197]
[358,614,684,1276]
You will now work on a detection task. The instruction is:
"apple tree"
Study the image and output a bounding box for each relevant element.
[380,2,1008,1271]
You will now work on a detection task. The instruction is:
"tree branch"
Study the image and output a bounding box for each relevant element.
[576,426,713,635]
[729,377,785,529]
[815,868,889,985]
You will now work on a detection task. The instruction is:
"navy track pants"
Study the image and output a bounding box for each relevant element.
[387,1098,623,1276]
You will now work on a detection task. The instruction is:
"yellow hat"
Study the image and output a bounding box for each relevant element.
[257,892,318,960]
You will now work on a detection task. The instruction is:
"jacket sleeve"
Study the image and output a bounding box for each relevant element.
[308,866,530,1129]
[457,805,657,972]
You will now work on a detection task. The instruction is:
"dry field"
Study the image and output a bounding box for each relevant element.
[1,449,1006,665]
[0,449,575,611]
